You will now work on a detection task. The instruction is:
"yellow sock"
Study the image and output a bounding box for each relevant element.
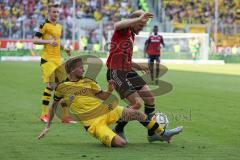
[154,124,164,134]
[41,87,52,115]
[146,119,164,135]
[41,106,49,116]
[146,120,155,129]
[61,106,69,118]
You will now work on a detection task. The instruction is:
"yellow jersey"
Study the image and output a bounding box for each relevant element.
[35,19,62,61]
[54,78,119,123]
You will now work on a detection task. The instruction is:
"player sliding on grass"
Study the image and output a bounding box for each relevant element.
[38,57,183,147]
[33,3,75,123]
[106,10,159,141]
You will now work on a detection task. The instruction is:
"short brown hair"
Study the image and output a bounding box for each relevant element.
[65,57,83,74]
[48,3,60,11]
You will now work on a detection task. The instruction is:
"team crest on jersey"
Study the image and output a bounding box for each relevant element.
[81,88,87,94]
[69,95,75,101]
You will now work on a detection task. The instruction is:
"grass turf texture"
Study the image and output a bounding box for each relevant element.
[0,62,240,160]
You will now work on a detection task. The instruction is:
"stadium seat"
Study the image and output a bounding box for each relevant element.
[189,25,206,33]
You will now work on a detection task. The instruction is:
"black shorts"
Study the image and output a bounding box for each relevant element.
[148,55,160,63]
[107,69,146,99]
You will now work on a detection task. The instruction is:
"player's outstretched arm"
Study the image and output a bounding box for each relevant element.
[114,11,154,30]
[114,18,140,31]
[95,80,115,100]
[38,100,59,140]
[161,38,165,47]
[144,39,150,54]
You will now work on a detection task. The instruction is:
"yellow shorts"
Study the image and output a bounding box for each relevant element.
[83,106,124,147]
[40,59,66,83]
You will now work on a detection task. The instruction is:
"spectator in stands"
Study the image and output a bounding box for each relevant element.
[0,0,133,42]
[164,0,238,26]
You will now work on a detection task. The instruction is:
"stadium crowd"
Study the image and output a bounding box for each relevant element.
[0,0,239,48]
[163,0,240,25]
[0,0,133,42]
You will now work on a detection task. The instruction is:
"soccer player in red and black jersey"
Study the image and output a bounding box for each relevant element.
[144,25,165,84]
[106,10,157,141]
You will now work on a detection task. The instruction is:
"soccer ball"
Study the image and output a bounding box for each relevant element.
[151,112,169,129]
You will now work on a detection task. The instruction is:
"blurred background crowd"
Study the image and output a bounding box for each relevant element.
[0,0,239,50]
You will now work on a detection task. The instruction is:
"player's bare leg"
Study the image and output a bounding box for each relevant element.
[113,92,142,142]
[155,62,160,85]
[113,85,156,141]
[40,83,55,123]
[137,85,155,117]
[149,62,154,82]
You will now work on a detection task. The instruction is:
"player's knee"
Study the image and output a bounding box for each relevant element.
[47,83,56,90]
[143,93,155,104]
[131,101,142,110]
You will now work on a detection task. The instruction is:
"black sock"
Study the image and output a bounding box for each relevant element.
[115,119,128,133]
[144,104,155,136]
[149,63,154,81]
[144,104,155,116]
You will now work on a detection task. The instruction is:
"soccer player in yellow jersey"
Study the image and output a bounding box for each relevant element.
[38,57,183,147]
[33,3,73,123]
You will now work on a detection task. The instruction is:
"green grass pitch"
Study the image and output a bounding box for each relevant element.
[0,62,240,160]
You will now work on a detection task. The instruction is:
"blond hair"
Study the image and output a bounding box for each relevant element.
[65,57,83,74]
[129,10,144,18]
[48,3,60,11]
